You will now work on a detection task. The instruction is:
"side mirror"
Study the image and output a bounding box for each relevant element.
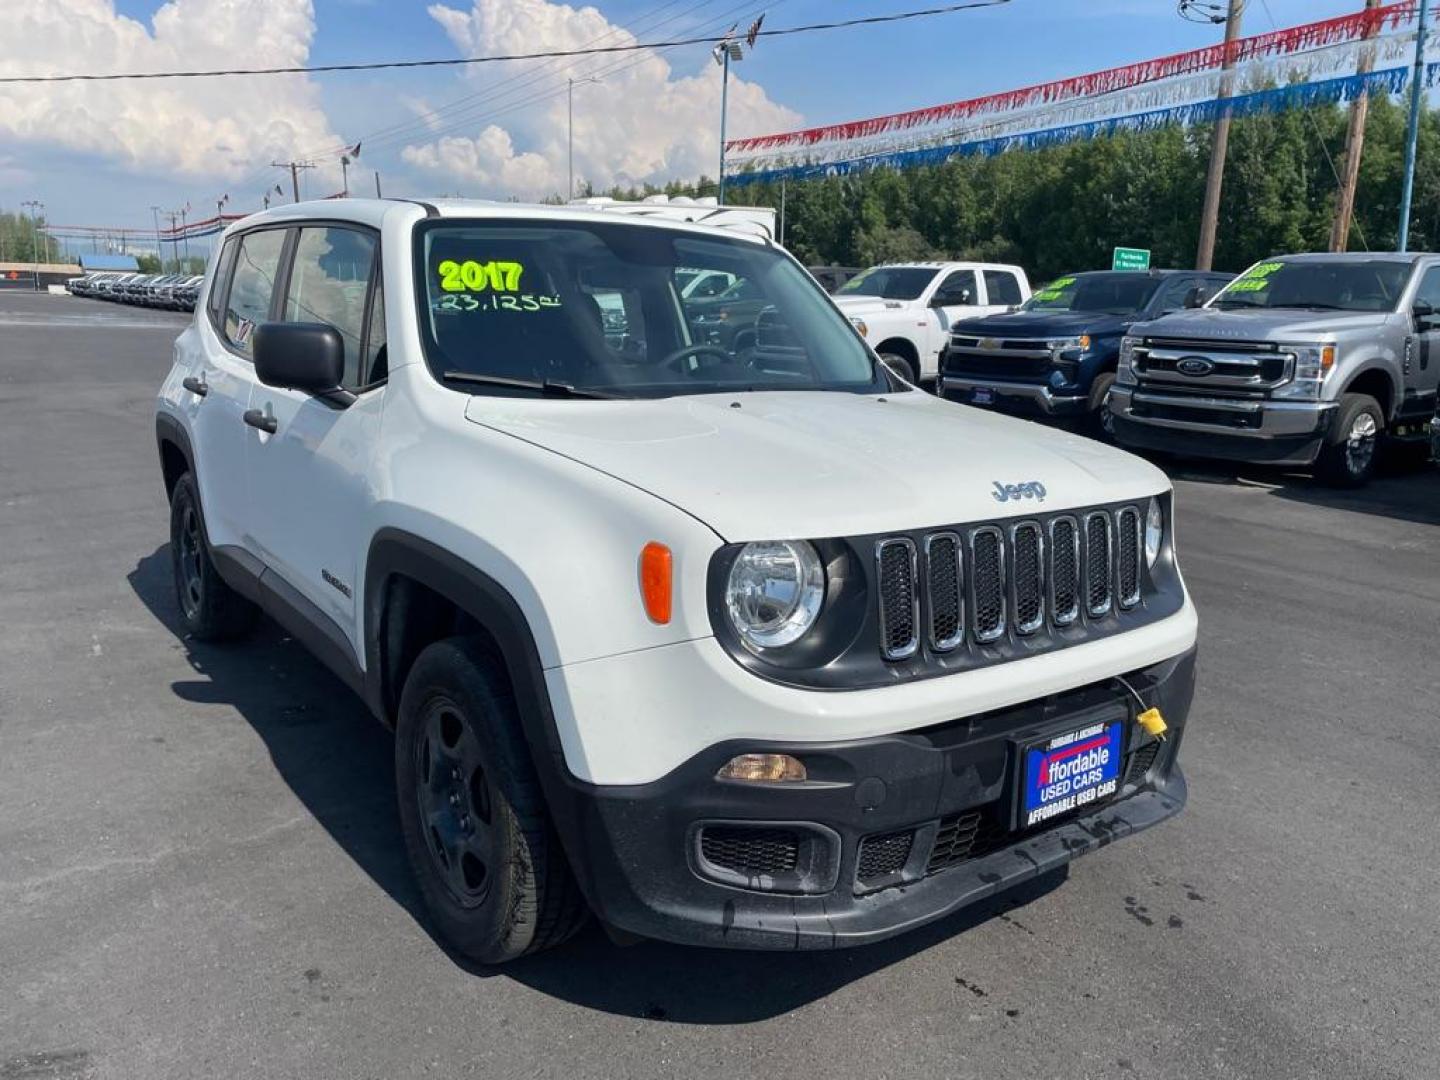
[253,322,345,394]
[1413,300,1436,328]
[1183,286,1211,309]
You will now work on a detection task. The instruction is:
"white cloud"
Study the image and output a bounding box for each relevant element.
[0,0,342,183]
[400,0,802,199]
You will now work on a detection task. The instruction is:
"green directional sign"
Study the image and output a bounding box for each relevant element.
[1112,246,1151,271]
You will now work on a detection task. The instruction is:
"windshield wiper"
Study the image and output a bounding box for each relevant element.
[441,371,616,399]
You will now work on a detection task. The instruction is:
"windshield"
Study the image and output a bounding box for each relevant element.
[836,266,937,301]
[415,219,884,399]
[1022,273,1161,314]
[1212,259,1411,312]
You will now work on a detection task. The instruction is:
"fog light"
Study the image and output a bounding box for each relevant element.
[717,753,807,782]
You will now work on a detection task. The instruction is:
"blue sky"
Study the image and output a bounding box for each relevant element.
[5,0,1380,251]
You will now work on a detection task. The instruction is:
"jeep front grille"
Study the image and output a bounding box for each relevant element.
[875,503,1146,662]
[875,538,919,660]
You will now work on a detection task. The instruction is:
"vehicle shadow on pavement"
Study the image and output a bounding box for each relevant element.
[1157,455,1440,527]
[128,543,1068,1023]
[127,546,428,922]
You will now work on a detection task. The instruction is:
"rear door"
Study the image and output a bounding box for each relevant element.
[980,268,1026,316]
[1406,262,1440,417]
[244,223,386,647]
[181,228,286,551]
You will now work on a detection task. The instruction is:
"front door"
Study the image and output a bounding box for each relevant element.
[1406,263,1440,419]
[924,269,983,378]
[243,225,386,650]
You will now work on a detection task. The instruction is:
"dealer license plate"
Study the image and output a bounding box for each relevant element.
[971,387,994,404]
[1020,719,1124,828]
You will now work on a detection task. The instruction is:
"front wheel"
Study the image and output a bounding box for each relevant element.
[1315,393,1383,487]
[879,353,917,385]
[395,637,587,964]
[1087,372,1117,442]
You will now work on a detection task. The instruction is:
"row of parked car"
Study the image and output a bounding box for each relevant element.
[775,253,1437,487]
[68,272,203,311]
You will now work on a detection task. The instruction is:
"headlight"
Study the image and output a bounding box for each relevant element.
[725,540,825,651]
[1145,497,1163,567]
[1272,344,1335,400]
[1117,336,1139,385]
[849,316,868,338]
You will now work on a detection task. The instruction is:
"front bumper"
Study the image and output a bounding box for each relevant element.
[939,375,1089,416]
[1109,385,1335,466]
[555,647,1195,950]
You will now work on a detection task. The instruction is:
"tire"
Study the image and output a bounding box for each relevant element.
[879,352,917,384]
[395,636,587,964]
[169,473,259,640]
[1315,393,1383,488]
[1088,371,1117,442]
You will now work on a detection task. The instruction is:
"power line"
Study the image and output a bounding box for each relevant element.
[0,1,1012,85]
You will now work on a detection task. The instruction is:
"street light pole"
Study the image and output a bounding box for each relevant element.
[150,205,165,272]
[1398,0,1431,251]
[718,47,731,204]
[567,77,599,200]
[21,199,43,291]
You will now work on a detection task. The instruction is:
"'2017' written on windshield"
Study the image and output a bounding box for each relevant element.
[437,259,524,292]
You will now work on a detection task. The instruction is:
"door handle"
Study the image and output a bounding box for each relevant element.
[242,408,278,434]
[182,375,209,397]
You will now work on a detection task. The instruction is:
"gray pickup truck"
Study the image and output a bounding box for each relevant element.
[1109,252,1440,486]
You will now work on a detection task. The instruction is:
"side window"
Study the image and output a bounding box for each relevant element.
[933,270,977,306]
[283,227,378,389]
[1151,276,1196,314]
[223,229,288,356]
[362,283,387,386]
[1412,266,1440,315]
[207,238,238,327]
[983,269,1023,306]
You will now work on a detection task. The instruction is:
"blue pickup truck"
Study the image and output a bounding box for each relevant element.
[939,269,1234,436]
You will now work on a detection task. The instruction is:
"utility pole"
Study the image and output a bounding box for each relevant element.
[165,212,181,270]
[21,199,43,291]
[1194,0,1243,271]
[1331,0,1382,252]
[179,206,191,269]
[272,160,315,203]
[374,171,383,198]
[1399,0,1431,251]
[150,205,165,272]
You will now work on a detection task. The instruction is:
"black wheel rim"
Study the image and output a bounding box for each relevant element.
[415,700,495,908]
[177,503,204,620]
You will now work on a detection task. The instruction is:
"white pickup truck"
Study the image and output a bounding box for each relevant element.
[832,261,1032,384]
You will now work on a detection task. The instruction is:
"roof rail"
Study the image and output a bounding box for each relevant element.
[568,195,777,240]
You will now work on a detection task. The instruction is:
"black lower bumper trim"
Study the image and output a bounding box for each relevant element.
[1111,415,1325,466]
[554,647,1196,950]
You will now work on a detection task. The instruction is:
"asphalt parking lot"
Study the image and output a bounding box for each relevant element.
[2,289,1438,1080]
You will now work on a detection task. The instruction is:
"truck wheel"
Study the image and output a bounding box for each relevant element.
[169,473,258,640]
[879,353,917,385]
[1088,372,1117,441]
[395,636,587,964]
[1315,393,1383,488]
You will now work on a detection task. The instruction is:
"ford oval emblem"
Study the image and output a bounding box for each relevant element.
[1176,356,1214,377]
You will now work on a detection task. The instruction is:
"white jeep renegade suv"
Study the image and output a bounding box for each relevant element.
[155,197,1197,964]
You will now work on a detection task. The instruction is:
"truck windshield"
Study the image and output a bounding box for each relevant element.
[415,219,884,399]
[1022,273,1161,315]
[835,266,937,301]
[1211,259,1411,313]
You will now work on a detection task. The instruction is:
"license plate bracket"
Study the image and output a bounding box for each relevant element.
[1014,711,1127,831]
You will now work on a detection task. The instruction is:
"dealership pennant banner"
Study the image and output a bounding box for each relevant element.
[726,1,1427,186]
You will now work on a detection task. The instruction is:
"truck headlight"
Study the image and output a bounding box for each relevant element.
[1145,497,1163,567]
[1273,344,1335,400]
[725,541,824,652]
[849,317,868,338]
[1117,336,1139,385]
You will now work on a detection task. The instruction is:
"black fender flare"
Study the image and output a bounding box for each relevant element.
[155,411,196,497]
[362,529,592,881]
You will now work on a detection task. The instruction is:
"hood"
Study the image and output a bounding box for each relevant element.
[831,294,915,315]
[949,309,1131,339]
[464,390,1167,542]
[1133,305,1392,341]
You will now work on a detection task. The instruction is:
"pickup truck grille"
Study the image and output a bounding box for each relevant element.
[1133,338,1291,396]
[947,336,1053,378]
[876,503,1146,662]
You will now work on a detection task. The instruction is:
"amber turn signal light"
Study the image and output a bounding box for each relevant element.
[640,541,672,624]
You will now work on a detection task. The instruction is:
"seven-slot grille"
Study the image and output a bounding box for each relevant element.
[876,504,1146,661]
